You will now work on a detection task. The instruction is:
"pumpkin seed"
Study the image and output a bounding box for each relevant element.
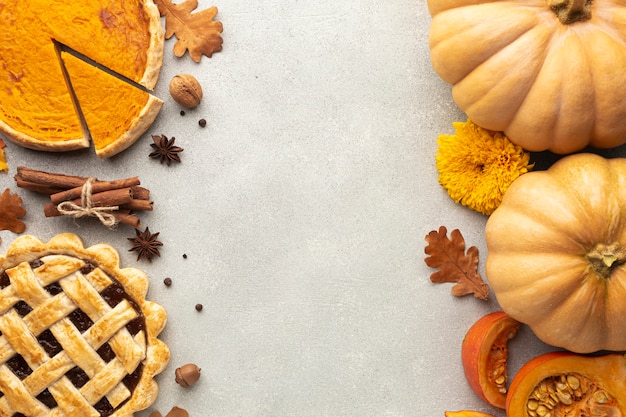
[556,391,572,405]
[593,390,609,404]
[566,375,580,391]
[536,404,548,416]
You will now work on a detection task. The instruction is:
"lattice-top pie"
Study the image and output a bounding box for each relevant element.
[0,234,169,416]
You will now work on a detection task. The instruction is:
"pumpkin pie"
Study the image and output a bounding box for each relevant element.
[0,0,164,158]
[0,233,169,416]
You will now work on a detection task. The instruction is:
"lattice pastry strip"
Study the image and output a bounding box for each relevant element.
[0,233,169,416]
[80,267,112,293]
[0,309,48,369]
[0,337,14,365]
[32,256,84,287]
[0,286,19,316]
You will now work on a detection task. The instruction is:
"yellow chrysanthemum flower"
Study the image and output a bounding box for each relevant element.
[436,119,533,215]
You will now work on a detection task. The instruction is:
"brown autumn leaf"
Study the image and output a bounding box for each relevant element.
[0,188,26,233]
[155,0,223,63]
[424,226,489,300]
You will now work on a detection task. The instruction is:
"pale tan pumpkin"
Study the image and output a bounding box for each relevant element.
[485,153,626,353]
[427,0,626,154]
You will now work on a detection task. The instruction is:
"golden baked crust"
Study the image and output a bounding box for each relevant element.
[0,0,164,157]
[0,233,169,416]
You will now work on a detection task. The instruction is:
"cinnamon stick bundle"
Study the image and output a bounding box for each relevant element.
[14,166,154,228]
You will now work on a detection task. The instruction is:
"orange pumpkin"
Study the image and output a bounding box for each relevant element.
[486,153,626,353]
[507,352,626,417]
[427,0,626,154]
[461,311,520,409]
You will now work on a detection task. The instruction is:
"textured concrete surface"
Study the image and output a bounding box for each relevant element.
[0,1,567,416]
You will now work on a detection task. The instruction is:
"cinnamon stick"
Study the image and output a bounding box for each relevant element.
[13,177,64,195]
[113,210,142,228]
[49,177,140,204]
[16,166,90,190]
[43,188,133,217]
[120,199,154,211]
[130,186,150,200]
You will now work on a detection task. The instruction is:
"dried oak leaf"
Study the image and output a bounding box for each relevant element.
[0,188,26,233]
[155,0,223,62]
[424,226,489,300]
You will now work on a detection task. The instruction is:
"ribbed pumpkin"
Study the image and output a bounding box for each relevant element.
[427,0,626,154]
[485,153,626,353]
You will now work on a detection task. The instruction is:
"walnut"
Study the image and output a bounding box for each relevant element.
[169,74,203,108]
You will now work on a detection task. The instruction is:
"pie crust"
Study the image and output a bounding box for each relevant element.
[0,233,169,416]
[0,0,164,158]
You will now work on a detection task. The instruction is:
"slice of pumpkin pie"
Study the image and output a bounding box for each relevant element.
[0,0,164,158]
[61,52,163,158]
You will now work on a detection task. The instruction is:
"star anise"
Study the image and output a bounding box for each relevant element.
[128,227,163,262]
[149,134,183,165]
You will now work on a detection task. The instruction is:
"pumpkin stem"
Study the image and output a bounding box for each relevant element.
[548,0,591,24]
[587,243,626,279]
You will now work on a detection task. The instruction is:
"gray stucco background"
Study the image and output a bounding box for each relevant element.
[0,1,563,416]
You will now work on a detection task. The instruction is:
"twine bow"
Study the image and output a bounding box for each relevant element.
[56,177,119,229]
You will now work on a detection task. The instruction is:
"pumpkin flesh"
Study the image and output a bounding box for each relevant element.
[486,153,626,353]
